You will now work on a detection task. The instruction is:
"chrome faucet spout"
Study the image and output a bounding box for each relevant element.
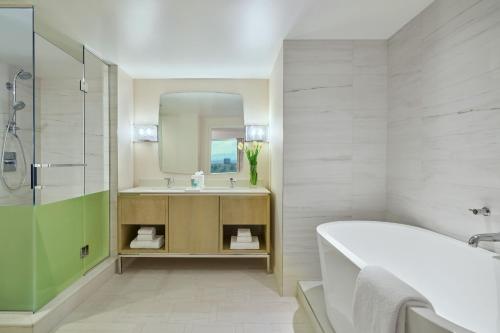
[164,177,174,188]
[468,233,500,247]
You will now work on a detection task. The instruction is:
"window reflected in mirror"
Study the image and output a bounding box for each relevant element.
[210,128,244,174]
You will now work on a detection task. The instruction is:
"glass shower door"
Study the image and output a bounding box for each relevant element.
[33,34,85,309]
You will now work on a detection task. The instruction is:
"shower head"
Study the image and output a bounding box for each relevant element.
[16,70,32,80]
[13,101,25,111]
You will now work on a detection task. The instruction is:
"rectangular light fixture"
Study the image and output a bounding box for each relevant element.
[245,125,269,142]
[133,125,158,142]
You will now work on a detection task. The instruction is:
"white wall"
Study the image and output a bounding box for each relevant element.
[269,47,284,294]
[133,79,269,188]
[386,0,500,252]
[281,40,388,295]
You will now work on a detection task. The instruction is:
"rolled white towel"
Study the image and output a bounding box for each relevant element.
[138,226,156,236]
[352,266,433,333]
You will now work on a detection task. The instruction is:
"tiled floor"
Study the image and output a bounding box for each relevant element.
[52,258,313,333]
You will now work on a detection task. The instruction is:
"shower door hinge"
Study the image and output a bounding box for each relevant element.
[80,78,88,93]
[80,245,89,258]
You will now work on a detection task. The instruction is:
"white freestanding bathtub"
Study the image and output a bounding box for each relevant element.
[317,221,500,333]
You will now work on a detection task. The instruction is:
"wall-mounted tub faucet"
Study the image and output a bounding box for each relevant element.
[469,206,491,216]
[467,206,498,247]
[468,233,500,247]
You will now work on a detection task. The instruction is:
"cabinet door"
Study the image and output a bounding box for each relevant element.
[221,195,269,225]
[169,196,219,253]
[119,196,167,225]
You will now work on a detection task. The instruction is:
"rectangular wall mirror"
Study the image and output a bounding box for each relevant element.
[158,92,244,174]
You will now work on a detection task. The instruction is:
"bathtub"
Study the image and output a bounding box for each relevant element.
[317,221,500,333]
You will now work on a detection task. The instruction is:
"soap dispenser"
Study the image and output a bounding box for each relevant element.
[191,175,198,188]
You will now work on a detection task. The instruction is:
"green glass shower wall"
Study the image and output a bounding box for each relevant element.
[82,191,110,274]
[0,206,34,311]
[34,196,84,309]
[0,191,109,311]
[34,190,109,310]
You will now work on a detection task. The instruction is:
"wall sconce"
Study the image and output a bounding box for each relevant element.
[245,125,269,142]
[133,125,158,142]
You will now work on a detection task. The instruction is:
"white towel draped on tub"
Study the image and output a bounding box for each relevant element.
[352,266,433,333]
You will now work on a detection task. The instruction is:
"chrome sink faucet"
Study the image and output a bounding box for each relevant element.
[467,206,499,247]
[164,177,174,188]
[229,177,236,188]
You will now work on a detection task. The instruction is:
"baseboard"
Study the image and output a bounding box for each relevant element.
[297,281,335,333]
[0,257,117,333]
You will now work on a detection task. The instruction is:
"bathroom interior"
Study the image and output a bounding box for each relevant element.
[0,0,498,333]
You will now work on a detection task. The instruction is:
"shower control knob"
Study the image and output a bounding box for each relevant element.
[469,207,491,216]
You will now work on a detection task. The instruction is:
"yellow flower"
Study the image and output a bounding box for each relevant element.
[237,142,244,150]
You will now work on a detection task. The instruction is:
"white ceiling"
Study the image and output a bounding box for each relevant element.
[33,0,434,79]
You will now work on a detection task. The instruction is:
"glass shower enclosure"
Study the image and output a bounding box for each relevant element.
[0,7,110,312]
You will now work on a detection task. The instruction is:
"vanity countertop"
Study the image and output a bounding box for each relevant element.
[119,186,270,195]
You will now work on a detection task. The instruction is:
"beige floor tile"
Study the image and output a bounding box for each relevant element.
[140,323,186,333]
[169,301,217,323]
[51,259,313,333]
[187,323,238,333]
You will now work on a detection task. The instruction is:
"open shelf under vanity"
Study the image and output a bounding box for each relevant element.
[220,224,268,254]
[119,223,167,254]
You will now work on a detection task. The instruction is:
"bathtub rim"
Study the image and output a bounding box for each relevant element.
[316,220,494,270]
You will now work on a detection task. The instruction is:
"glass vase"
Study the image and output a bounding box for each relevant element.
[250,163,258,186]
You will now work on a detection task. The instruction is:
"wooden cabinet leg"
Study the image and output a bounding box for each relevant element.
[117,256,123,274]
[266,256,272,274]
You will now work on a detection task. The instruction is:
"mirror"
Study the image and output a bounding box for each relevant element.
[158,92,244,174]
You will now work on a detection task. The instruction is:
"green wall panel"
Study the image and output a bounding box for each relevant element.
[0,205,34,311]
[33,190,109,310]
[34,196,84,310]
[83,190,109,272]
[0,191,109,311]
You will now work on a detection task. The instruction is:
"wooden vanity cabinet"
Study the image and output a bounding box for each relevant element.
[168,195,219,253]
[220,196,269,226]
[117,192,271,272]
[220,195,270,253]
[118,195,168,254]
[119,195,167,225]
